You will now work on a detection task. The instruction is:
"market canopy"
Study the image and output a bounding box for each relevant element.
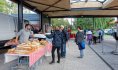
[11,0,118,17]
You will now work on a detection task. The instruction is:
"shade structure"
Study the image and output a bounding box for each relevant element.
[11,0,118,17]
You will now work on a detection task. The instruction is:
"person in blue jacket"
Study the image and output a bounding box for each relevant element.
[46,26,63,64]
[75,26,85,58]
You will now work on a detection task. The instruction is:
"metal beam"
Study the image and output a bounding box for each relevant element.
[43,0,62,11]
[42,10,70,12]
[49,15,118,18]
[22,1,41,14]
[71,7,118,10]
[42,7,118,12]
[18,0,23,31]
[42,7,101,12]
[27,0,69,10]
[11,0,41,14]
[106,6,118,9]
[71,7,102,11]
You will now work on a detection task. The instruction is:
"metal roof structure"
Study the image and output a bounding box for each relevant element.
[11,0,118,17]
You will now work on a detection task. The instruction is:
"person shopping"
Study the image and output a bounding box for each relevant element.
[75,26,85,58]
[93,30,99,44]
[60,25,69,58]
[86,30,92,45]
[46,26,63,64]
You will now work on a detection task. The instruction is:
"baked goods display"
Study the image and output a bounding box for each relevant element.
[39,39,48,45]
[4,38,18,46]
[7,39,48,55]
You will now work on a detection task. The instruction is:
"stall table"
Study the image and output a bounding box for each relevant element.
[4,42,52,69]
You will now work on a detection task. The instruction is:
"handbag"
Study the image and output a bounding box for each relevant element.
[80,41,85,49]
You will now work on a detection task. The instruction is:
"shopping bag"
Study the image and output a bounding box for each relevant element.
[81,41,85,49]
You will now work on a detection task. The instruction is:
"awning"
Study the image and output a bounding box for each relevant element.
[11,0,118,17]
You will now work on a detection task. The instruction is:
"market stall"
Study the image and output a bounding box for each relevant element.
[4,39,52,69]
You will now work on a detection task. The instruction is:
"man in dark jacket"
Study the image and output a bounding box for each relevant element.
[60,25,69,58]
[75,26,85,58]
[46,26,63,64]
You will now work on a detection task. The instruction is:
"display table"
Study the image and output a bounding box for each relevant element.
[4,42,52,68]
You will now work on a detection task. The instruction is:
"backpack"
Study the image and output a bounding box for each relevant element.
[99,31,102,36]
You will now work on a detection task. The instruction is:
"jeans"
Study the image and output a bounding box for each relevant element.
[61,43,66,57]
[51,46,61,62]
[93,36,97,44]
[88,39,92,45]
[80,50,84,58]
[98,36,101,43]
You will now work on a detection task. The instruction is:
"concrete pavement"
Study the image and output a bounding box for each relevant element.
[38,40,111,70]
[90,35,118,70]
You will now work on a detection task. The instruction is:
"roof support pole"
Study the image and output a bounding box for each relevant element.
[18,0,23,31]
[116,17,118,37]
[39,12,43,32]
[49,18,51,26]
[93,17,95,29]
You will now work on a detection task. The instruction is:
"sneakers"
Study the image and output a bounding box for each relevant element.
[61,56,66,58]
[49,60,60,64]
[57,61,60,63]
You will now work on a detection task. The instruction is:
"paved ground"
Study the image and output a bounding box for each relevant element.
[90,35,118,70]
[0,39,112,70]
[38,40,111,70]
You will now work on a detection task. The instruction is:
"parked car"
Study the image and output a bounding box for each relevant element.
[104,29,117,35]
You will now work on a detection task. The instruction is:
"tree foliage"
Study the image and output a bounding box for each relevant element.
[51,18,70,27]
[0,0,17,14]
[74,18,114,30]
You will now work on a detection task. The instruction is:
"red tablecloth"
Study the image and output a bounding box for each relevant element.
[29,43,52,66]
[5,42,52,67]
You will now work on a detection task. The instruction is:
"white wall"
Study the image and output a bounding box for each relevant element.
[0,13,17,40]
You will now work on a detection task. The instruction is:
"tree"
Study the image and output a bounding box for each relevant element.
[73,17,114,30]
[0,0,8,13]
[0,0,17,14]
[75,18,93,29]
[51,18,70,28]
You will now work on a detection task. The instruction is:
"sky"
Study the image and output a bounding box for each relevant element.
[64,18,75,25]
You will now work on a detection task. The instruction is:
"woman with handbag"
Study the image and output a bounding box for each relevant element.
[75,26,85,58]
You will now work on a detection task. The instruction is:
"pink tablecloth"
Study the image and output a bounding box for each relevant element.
[5,42,52,67]
[29,42,52,67]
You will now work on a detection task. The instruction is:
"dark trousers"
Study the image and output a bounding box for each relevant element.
[98,36,101,43]
[98,35,103,43]
[51,46,61,62]
[93,36,97,44]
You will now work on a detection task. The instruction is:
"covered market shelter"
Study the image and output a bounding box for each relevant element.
[10,0,118,31]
